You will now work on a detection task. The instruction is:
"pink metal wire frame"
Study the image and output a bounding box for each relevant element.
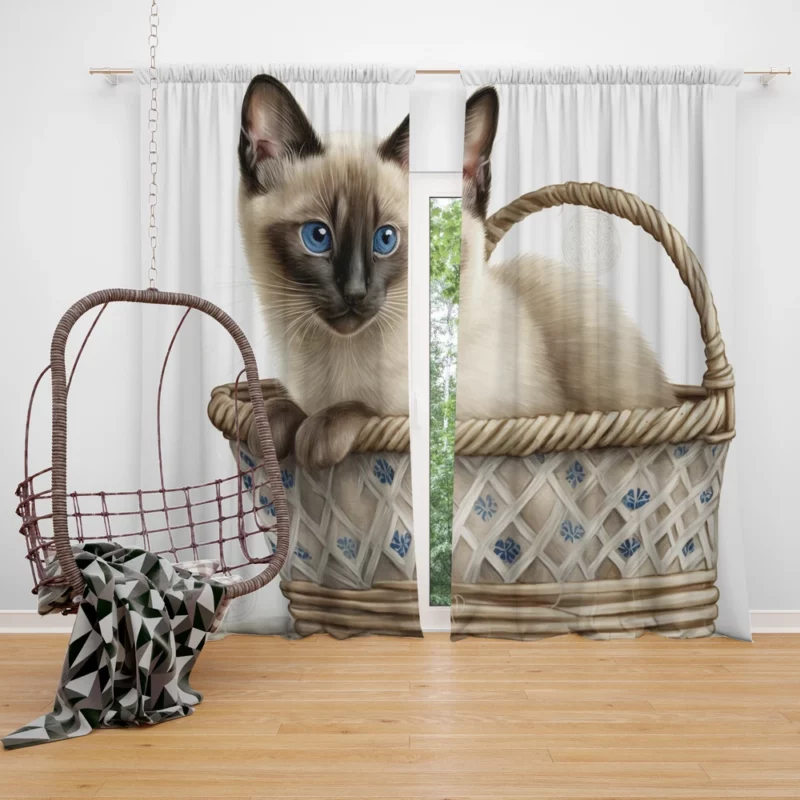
[16,288,290,611]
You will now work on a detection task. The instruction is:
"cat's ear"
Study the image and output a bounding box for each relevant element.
[238,75,324,192]
[377,115,410,171]
[463,86,499,219]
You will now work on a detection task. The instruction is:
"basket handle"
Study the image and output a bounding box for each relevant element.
[484,181,734,394]
[49,288,290,603]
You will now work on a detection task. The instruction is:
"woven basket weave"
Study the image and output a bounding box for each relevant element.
[452,439,727,638]
[208,181,734,639]
[226,439,418,637]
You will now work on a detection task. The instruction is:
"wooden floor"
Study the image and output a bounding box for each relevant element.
[1,633,799,798]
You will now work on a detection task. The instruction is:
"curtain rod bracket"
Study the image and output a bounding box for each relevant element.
[89,68,133,85]
[760,67,791,86]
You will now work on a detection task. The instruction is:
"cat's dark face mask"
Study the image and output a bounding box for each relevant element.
[238,74,409,337]
[261,185,408,335]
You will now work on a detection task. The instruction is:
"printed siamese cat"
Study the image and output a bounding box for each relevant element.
[238,76,676,470]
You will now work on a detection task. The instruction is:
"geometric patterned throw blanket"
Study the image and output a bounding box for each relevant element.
[2,542,225,750]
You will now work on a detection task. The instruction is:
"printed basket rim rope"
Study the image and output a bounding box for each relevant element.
[17,288,291,610]
[207,181,734,458]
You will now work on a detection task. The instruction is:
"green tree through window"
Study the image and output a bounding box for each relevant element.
[429,199,461,606]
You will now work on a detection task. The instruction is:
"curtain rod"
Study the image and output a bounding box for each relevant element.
[89,66,792,85]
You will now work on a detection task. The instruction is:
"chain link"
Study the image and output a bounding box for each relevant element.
[147,2,159,289]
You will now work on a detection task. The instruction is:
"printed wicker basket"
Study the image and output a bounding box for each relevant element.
[208,181,734,640]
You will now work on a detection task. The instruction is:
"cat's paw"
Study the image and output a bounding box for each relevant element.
[249,397,307,461]
[294,401,376,470]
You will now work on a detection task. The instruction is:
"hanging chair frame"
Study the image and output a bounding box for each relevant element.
[17,288,290,609]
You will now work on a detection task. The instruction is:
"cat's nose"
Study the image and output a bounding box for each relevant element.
[343,279,367,306]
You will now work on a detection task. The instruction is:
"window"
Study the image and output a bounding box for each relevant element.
[429,198,461,607]
[408,173,461,631]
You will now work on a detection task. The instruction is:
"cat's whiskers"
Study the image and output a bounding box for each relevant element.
[276,304,317,347]
[376,311,401,333]
[264,293,312,306]
[374,314,391,351]
[269,299,314,316]
[286,308,322,353]
[378,302,406,330]
[255,283,311,300]
[282,305,315,334]
[268,307,314,334]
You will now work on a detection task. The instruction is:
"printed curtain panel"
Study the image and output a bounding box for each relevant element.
[449,67,750,641]
[140,65,419,638]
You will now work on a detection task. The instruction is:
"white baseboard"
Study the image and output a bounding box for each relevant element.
[1,610,798,634]
[0,610,74,634]
[750,610,800,634]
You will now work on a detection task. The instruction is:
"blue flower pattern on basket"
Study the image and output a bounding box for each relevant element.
[373,458,395,485]
[560,521,585,543]
[494,536,521,565]
[240,450,256,469]
[673,444,689,458]
[566,461,585,488]
[390,530,412,558]
[700,487,714,504]
[281,470,294,489]
[294,545,311,562]
[337,537,359,560]
[494,537,521,565]
[622,488,650,510]
[242,474,253,491]
[682,539,696,557]
[258,496,275,516]
[474,494,498,522]
[618,538,641,559]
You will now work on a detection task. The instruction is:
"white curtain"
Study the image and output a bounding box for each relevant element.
[137,65,413,634]
[461,66,750,640]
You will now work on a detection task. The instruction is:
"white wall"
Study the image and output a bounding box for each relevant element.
[1,0,798,613]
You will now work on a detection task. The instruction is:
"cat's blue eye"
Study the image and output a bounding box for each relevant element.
[373,225,399,256]
[300,221,332,254]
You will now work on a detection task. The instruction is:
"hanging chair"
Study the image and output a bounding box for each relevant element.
[16,291,290,613]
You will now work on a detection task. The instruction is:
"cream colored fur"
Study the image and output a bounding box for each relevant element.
[456,212,677,419]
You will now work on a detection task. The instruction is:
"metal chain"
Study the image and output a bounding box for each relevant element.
[147,2,160,289]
